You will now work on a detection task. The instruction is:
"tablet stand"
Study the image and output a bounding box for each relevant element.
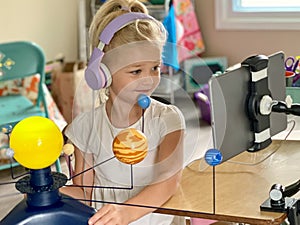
[242,55,300,225]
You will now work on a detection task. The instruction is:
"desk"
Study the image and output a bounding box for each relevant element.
[157,140,300,225]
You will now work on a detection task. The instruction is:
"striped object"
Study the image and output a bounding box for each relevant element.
[112,128,148,165]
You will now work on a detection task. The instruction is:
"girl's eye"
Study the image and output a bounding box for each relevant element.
[130,69,142,75]
[152,65,161,71]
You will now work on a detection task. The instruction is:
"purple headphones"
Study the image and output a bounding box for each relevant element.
[85,12,155,90]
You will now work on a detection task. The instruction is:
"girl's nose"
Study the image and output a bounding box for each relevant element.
[141,73,154,85]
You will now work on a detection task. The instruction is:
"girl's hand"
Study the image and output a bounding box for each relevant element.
[88,204,132,225]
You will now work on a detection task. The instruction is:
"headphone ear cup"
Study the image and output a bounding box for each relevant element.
[100,63,112,88]
[85,48,107,90]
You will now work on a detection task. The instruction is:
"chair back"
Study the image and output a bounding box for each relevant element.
[0,41,47,110]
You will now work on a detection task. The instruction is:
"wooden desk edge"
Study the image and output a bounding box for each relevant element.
[155,207,287,225]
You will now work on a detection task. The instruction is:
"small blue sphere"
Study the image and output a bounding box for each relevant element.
[137,94,151,109]
[2,124,13,134]
[204,148,223,166]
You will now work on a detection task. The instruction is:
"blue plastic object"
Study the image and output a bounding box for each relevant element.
[0,196,96,225]
[162,5,179,70]
[204,148,223,166]
[137,94,151,109]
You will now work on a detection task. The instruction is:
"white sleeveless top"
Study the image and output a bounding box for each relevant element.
[65,98,186,225]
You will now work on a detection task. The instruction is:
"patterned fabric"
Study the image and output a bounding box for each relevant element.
[0,75,39,101]
[173,0,205,61]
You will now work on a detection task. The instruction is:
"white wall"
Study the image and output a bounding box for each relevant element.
[194,0,300,66]
[2,0,298,66]
[0,0,78,62]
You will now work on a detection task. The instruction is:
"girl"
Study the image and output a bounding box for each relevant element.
[62,0,186,224]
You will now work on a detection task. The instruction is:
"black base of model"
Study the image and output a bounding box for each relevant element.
[0,167,96,225]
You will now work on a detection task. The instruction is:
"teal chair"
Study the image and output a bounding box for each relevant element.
[0,41,61,172]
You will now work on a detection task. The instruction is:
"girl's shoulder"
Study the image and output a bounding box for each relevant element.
[150,97,180,112]
[148,97,186,133]
[149,97,185,121]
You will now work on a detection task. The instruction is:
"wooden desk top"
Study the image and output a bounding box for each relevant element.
[157,140,300,225]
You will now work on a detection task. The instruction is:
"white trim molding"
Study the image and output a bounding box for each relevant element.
[215,0,300,30]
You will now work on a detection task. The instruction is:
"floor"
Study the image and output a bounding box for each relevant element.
[0,92,213,221]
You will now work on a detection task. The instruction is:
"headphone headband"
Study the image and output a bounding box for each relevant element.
[85,12,155,90]
[100,12,154,44]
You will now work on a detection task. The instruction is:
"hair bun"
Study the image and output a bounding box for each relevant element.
[118,5,143,13]
[120,5,130,11]
[130,6,143,13]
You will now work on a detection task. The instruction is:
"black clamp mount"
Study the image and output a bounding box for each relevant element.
[261,180,300,225]
[242,55,273,151]
[242,55,300,152]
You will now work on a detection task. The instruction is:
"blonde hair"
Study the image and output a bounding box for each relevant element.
[89,0,167,103]
[89,0,166,53]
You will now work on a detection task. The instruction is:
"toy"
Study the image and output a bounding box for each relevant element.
[0,116,96,225]
[0,98,151,224]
